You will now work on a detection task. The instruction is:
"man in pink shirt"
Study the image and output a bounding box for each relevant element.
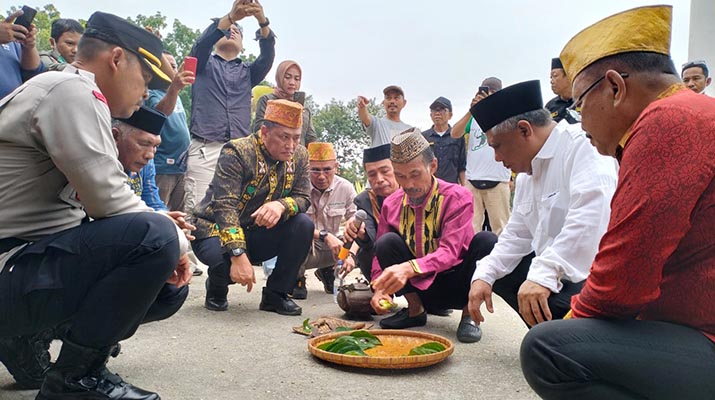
[370,128,495,343]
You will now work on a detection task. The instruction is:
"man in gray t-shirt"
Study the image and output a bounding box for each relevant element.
[357,85,412,146]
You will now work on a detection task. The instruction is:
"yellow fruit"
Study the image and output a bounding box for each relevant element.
[378,299,396,310]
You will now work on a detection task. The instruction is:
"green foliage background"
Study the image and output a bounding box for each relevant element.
[5,4,382,184]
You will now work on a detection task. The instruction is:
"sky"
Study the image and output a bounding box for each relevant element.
[37,0,692,130]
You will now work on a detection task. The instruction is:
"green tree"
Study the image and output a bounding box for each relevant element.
[6,4,267,126]
[312,98,385,184]
[164,19,200,61]
[126,12,167,35]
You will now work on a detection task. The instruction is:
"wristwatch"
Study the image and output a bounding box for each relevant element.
[258,18,270,28]
[318,229,328,242]
[231,248,246,257]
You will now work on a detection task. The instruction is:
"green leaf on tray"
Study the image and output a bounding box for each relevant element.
[349,330,382,346]
[317,330,382,355]
[302,318,312,333]
[408,341,446,356]
[334,326,353,332]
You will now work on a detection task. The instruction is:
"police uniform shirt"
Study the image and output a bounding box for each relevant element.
[545,95,578,124]
[0,66,154,243]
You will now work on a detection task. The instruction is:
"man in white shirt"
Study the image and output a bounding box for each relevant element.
[466,80,617,329]
[357,85,412,147]
[451,77,512,234]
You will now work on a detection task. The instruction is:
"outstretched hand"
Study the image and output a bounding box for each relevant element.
[468,279,494,325]
[228,0,253,23]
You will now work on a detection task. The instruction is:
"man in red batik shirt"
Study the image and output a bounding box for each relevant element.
[520,5,715,400]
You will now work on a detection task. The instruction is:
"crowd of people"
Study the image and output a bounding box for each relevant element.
[0,1,714,399]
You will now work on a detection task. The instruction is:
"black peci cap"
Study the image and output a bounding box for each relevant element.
[551,57,564,70]
[119,105,167,135]
[470,80,543,132]
[84,12,171,90]
[363,144,391,164]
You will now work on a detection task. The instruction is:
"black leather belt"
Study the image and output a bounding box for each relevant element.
[0,237,28,254]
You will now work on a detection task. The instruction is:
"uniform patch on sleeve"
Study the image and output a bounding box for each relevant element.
[92,90,108,105]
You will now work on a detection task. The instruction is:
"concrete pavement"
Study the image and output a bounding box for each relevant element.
[0,269,539,400]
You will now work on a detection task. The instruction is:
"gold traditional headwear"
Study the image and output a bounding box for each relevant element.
[264,99,303,129]
[560,5,672,82]
[390,128,428,163]
[307,142,336,161]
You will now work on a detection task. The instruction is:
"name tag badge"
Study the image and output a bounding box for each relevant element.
[166,158,175,165]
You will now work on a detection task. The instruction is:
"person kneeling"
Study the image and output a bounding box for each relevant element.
[370,128,493,343]
[191,99,313,316]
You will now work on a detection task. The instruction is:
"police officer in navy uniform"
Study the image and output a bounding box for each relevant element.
[0,12,193,400]
[545,58,579,124]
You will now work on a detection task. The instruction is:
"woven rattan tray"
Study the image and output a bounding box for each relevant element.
[308,329,454,369]
[292,317,374,337]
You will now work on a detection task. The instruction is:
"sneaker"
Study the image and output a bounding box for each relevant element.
[291,276,307,300]
[0,328,53,389]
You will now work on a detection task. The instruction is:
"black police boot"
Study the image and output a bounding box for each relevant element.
[0,328,53,389]
[314,268,335,294]
[259,287,302,316]
[36,338,160,400]
[204,276,228,311]
[290,275,308,300]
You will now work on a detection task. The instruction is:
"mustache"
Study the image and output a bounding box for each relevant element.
[403,187,425,194]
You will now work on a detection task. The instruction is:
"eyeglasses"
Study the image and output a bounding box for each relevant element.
[569,72,629,112]
[309,167,335,175]
[430,108,449,114]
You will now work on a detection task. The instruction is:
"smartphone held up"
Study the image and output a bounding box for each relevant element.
[13,5,37,30]
[183,56,197,83]
[293,91,306,106]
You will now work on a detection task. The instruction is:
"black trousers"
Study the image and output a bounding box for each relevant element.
[192,213,314,295]
[473,231,583,324]
[356,246,375,282]
[0,213,186,348]
[374,231,497,310]
[521,318,715,400]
